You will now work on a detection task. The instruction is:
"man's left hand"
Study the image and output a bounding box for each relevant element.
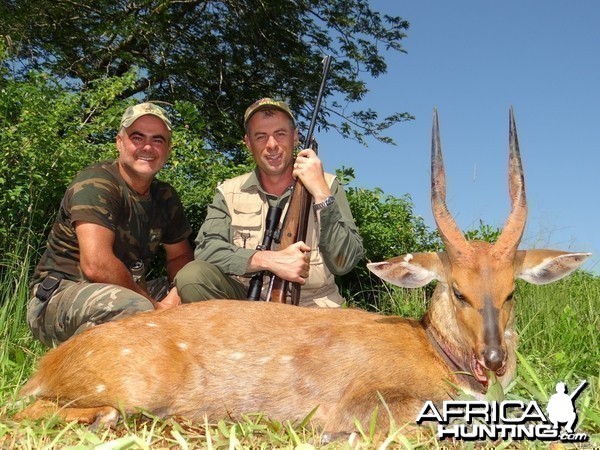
[293,148,332,203]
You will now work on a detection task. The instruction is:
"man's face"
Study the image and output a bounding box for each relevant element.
[244,110,299,177]
[116,115,171,182]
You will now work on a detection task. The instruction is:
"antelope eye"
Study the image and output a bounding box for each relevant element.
[453,287,467,303]
[506,291,515,302]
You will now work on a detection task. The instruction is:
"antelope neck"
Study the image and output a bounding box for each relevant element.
[423,323,488,395]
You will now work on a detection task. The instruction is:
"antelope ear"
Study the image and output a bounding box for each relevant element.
[367,252,445,288]
[516,250,591,285]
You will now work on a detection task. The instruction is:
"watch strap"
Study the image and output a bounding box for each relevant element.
[313,195,335,212]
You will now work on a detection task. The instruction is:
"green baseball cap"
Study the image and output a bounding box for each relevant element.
[243,98,296,127]
[120,102,172,131]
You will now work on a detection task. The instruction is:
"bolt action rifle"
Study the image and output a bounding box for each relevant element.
[266,55,333,305]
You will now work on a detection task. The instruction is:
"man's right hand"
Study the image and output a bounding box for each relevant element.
[248,241,311,284]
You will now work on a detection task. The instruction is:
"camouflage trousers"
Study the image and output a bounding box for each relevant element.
[27,278,169,347]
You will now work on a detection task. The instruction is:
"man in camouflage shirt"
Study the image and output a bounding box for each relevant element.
[28,102,194,347]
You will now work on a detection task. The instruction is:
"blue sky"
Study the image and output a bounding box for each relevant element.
[319,1,599,274]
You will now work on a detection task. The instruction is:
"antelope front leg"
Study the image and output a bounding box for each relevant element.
[15,398,121,429]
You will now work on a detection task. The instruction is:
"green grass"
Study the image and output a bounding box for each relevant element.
[512,272,600,438]
[0,233,599,448]
[0,228,44,399]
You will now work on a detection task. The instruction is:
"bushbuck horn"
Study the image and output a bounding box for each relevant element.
[493,107,527,261]
[431,108,471,261]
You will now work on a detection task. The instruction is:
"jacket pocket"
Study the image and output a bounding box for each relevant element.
[231,200,264,250]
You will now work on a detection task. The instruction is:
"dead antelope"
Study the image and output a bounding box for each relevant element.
[16,109,589,434]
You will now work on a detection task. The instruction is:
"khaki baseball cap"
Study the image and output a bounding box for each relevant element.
[243,98,296,127]
[120,102,172,131]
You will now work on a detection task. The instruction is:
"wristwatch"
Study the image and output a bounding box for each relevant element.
[313,195,335,212]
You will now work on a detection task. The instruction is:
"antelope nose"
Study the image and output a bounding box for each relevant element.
[483,347,505,371]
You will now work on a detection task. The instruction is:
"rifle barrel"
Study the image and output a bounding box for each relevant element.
[304,55,332,151]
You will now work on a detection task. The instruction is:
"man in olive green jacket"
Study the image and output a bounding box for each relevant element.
[176,98,364,307]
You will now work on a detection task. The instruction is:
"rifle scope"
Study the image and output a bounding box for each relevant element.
[247,205,283,300]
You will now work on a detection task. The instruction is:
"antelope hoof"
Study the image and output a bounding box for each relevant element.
[89,407,121,430]
[320,431,358,446]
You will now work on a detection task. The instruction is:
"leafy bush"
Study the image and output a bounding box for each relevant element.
[335,167,441,308]
[0,54,137,252]
[0,49,251,274]
[463,219,502,243]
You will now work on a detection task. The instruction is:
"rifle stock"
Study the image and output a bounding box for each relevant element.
[268,178,312,305]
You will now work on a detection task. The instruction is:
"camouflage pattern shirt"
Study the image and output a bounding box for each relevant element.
[32,160,192,285]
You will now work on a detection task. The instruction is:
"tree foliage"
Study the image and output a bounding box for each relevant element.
[0,51,128,245]
[0,43,249,256]
[2,0,413,157]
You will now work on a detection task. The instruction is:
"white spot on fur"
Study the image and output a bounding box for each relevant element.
[403,253,413,263]
[96,384,106,393]
[280,355,293,363]
[177,342,189,350]
[146,322,158,327]
[230,352,244,360]
[121,348,132,356]
[86,350,94,358]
